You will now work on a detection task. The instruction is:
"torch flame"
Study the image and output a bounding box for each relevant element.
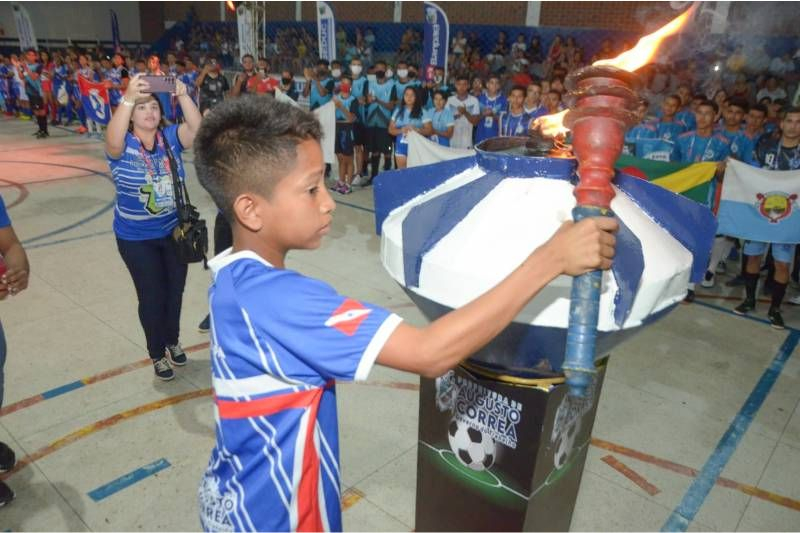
[593,4,696,72]
[533,110,570,137]
[537,5,696,134]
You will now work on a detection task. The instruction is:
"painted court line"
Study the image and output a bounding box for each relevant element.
[601,454,660,496]
[693,299,800,333]
[88,458,171,502]
[661,330,800,531]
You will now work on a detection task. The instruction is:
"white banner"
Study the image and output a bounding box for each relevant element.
[11,3,38,51]
[316,1,336,62]
[236,5,256,62]
[407,131,475,168]
[313,100,336,164]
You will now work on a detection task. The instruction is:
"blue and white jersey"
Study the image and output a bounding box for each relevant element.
[0,195,10,228]
[106,125,185,240]
[391,106,431,153]
[309,76,335,110]
[729,130,763,166]
[199,250,402,532]
[393,78,421,100]
[715,126,741,144]
[623,122,657,155]
[652,119,686,143]
[475,93,508,143]
[366,80,396,129]
[498,110,532,137]
[0,65,10,99]
[676,108,696,131]
[675,131,731,163]
[427,106,455,146]
[106,66,128,106]
[334,93,358,122]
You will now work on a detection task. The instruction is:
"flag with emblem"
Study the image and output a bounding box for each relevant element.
[717,158,800,244]
[325,298,372,336]
[78,75,111,124]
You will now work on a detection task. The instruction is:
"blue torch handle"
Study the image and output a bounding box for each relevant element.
[563,204,613,398]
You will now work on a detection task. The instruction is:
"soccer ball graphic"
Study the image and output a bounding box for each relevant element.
[447,418,496,471]
[552,412,582,470]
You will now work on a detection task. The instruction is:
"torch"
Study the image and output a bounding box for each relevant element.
[558,6,697,397]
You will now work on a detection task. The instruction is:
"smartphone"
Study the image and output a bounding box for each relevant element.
[141,75,176,94]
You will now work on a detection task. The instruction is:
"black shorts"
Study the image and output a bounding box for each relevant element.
[367,126,393,154]
[335,123,354,156]
[353,122,367,146]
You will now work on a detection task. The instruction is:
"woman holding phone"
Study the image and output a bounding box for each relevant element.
[104,73,202,381]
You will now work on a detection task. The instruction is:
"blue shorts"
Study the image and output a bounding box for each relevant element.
[394,135,409,157]
[743,241,797,263]
[334,123,354,156]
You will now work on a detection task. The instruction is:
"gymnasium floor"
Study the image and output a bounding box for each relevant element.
[0,116,798,532]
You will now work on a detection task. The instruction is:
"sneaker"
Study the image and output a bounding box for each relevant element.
[682,289,695,304]
[198,315,210,333]
[0,481,14,507]
[76,125,87,134]
[715,261,727,274]
[787,294,800,306]
[340,183,352,195]
[166,344,188,366]
[701,271,715,288]
[733,299,756,315]
[153,357,175,381]
[329,181,344,194]
[725,275,745,287]
[768,308,785,330]
[0,442,15,472]
[351,174,366,187]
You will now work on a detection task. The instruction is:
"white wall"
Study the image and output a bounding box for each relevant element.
[0,1,141,43]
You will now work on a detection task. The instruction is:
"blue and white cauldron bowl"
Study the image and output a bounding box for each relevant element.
[374,137,716,378]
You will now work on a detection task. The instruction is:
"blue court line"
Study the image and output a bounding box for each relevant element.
[693,300,800,333]
[88,458,171,502]
[41,380,85,399]
[661,330,800,531]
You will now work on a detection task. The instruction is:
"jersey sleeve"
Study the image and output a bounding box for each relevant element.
[0,196,10,229]
[162,124,183,155]
[244,271,402,382]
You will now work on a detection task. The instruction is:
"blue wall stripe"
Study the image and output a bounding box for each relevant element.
[88,458,171,502]
[661,330,800,532]
[41,381,85,399]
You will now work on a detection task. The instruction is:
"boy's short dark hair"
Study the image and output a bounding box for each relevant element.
[509,85,526,97]
[697,100,718,114]
[750,103,767,116]
[194,97,323,223]
[727,98,748,112]
[455,74,470,83]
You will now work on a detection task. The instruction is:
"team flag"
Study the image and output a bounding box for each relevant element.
[717,159,800,244]
[616,154,717,206]
[77,76,111,125]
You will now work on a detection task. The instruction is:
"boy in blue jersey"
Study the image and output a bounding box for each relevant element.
[653,95,686,144]
[192,97,618,532]
[716,98,746,143]
[623,100,657,156]
[498,85,533,136]
[730,104,766,166]
[475,74,507,143]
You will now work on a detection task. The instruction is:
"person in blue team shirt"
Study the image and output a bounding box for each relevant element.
[303,59,335,111]
[0,194,30,507]
[365,60,397,182]
[106,53,129,112]
[475,74,507,143]
[675,99,730,302]
[675,83,696,131]
[734,108,800,328]
[104,73,202,381]
[422,66,451,110]
[392,60,421,99]
[653,95,686,144]
[624,100,657,156]
[730,103,766,165]
[524,82,544,117]
[348,58,370,185]
[499,85,533,136]
[192,97,617,533]
[716,98,746,143]
[389,86,432,169]
[426,89,455,146]
[331,77,359,194]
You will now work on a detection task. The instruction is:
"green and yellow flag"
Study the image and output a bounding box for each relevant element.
[615,155,717,205]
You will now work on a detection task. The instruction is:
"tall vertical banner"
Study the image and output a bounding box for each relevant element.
[11,3,38,51]
[110,10,121,52]
[236,4,256,62]
[316,1,336,62]
[422,2,449,83]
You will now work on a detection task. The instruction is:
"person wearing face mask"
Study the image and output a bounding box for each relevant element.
[331,77,360,194]
[348,58,371,185]
[246,57,278,96]
[278,69,299,101]
[231,54,256,97]
[394,61,420,97]
[303,59,335,111]
[330,60,343,85]
[365,60,397,182]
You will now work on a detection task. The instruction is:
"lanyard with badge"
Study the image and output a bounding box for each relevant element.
[137,132,175,210]
[770,144,800,170]
[688,135,713,162]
